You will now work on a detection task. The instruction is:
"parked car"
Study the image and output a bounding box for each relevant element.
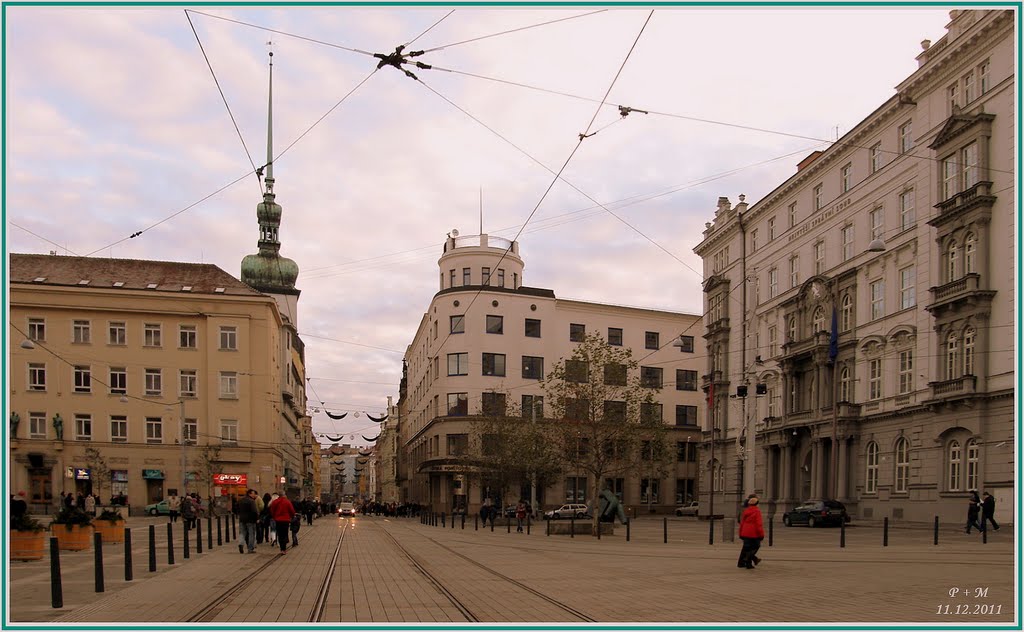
[782,500,850,527]
[337,502,357,517]
[675,501,699,517]
[145,499,171,516]
[544,503,590,520]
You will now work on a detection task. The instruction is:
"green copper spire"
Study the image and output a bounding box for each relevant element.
[241,48,299,296]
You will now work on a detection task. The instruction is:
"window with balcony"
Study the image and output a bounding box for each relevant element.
[964,233,976,274]
[963,327,976,376]
[946,332,960,380]
[945,240,959,282]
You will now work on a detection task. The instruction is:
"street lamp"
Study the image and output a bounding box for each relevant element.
[164,399,187,496]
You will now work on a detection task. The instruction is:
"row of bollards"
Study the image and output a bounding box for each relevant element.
[48,513,240,609]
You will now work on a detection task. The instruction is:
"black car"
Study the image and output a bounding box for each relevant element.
[782,500,850,527]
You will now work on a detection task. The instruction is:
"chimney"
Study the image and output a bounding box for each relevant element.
[797,150,824,172]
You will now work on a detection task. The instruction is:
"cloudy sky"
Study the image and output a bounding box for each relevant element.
[6,4,953,445]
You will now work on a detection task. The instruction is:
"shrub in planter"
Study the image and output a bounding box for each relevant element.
[94,508,126,544]
[50,507,94,551]
[10,514,46,561]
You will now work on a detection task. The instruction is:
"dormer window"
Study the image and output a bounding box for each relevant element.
[181,286,193,292]
[77,279,90,285]
[112,281,125,288]
[146,283,158,290]
[214,287,226,294]
[32,277,46,283]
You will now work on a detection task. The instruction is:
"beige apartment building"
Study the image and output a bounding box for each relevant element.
[694,9,1015,524]
[396,233,706,515]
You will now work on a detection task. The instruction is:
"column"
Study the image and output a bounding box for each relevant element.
[837,438,848,501]
[764,446,776,501]
[811,440,821,499]
[780,444,791,503]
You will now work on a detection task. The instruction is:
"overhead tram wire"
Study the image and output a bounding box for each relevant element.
[9,222,81,256]
[186,9,263,198]
[416,9,609,53]
[404,9,456,48]
[184,9,377,58]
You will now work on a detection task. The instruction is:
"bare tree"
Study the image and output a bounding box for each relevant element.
[195,444,223,501]
[83,447,111,502]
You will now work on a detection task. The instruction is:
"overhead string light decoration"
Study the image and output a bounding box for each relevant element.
[358,450,373,457]
[322,434,345,442]
[366,413,388,422]
[325,411,348,420]
[362,433,381,442]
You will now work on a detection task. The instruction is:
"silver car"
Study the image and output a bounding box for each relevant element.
[544,503,590,519]
[675,501,699,517]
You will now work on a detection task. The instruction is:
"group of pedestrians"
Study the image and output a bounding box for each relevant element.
[59,491,99,515]
[965,491,999,534]
[234,491,318,555]
[166,493,203,529]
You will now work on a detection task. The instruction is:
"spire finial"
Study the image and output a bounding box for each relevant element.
[265,41,275,194]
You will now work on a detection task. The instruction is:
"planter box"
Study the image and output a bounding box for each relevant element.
[10,529,46,561]
[94,519,125,544]
[50,523,94,551]
[548,521,613,536]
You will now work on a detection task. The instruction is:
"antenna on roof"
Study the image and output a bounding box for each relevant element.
[479,187,483,236]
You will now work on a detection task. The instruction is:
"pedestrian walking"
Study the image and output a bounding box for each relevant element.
[965,491,982,534]
[237,489,259,554]
[84,494,96,516]
[290,512,301,547]
[258,493,272,544]
[981,492,999,532]
[268,493,296,554]
[737,494,764,570]
[168,493,181,523]
[515,500,527,533]
[180,494,197,530]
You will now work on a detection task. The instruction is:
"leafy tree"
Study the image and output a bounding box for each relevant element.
[83,447,111,502]
[543,333,669,533]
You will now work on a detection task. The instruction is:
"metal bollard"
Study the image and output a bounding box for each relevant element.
[183,522,190,559]
[983,527,988,544]
[149,525,157,572]
[663,517,668,544]
[462,513,465,530]
[231,513,237,541]
[490,516,495,532]
[94,532,105,593]
[217,516,223,546]
[474,515,478,531]
[167,523,175,565]
[883,517,889,547]
[708,518,715,545]
[49,537,63,608]
[527,515,531,535]
[934,516,940,546]
[570,515,575,539]
[452,513,455,529]
[597,518,601,540]
[197,518,203,554]
[626,519,631,542]
[208,515,213,550]
[507,515,511,533]
[125,528,133,581]
[546,517,550,537]
[840,520,846,548]
[768,516,773,547]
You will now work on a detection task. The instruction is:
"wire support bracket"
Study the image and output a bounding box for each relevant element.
[373,45,432,81]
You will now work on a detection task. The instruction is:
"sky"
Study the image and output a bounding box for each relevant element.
[5,4,955,447]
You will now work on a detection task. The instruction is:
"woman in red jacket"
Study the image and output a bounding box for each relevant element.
[737,494,765,569]
[268,494,297,554]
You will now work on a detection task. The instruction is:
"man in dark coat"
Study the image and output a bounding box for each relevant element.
[237,489,259,553]
[11,492,28,520]
[981,492,999,531]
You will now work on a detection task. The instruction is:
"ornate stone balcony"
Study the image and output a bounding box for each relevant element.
[926,273,995,316]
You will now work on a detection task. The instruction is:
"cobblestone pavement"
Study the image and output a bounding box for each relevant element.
[7,513,1016,627]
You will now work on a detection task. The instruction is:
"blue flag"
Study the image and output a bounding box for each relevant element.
[828,306,839,364]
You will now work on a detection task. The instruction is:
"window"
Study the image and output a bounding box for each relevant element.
[788,202,797,228]
[482,353,506,377]
[566,360,589,383]
[899,266,915,310]
[898,350,914,395]
[29,412,46,439]
[750,228,758,252]
[604,400,626,423]
[109,367,126,395]
[945,240,959,282]
[869,207,884,241]
[865,442,879,494]
[220,419,238,446]
[768,268,778,299]
[219,371,238,398]
[677,335,694,353]
[640,479,660,504]
[75,414,93,441]
[524,318,540,338]
[894,438,910,493]
[812,307,826,334]
[604,363,626,386]
[961,142,979,190]
[73,365,91,393]
[814,241,825,275]
[569,323,585,342]
[840,165,851,193]
[645,331,659,350]
[565,477,587,503]
[220,326,237,350]
[813,184,823,211]
[28,318,45,341]
[184,419,197,444]
[841,225,854,262]
[462,268,471,286]
[964,233,976,274]
[522,395,544,419]
[675,405,697,426]
[979,59,990,93]
[446,393,468,416]
[787,316,797,343]
[767,326,777,357]
[676,369,697,391]
[73,320,91,344]
[899,189,915,230]
[941,154,958,201]
[767,216,776,240]
[947,82,959,111]
[482,267,490,285]
[144,323,161,347]
[963,70,976,103]
[111,416,128,443]
[513,272,518,289]
[789,256,799,289]
[868,358,882,401]
[963,327,976,376]
[946,332,960,380]
[641,403,662,424]
[179,325,196,349]
[522,356,544,380]
[447,434,469,456]
[839,366,852,402]
[966,438,979,491]
[485,315,503,334]
[899,120,913,154]
[564,398,590,422]
[450,315,465,334]
[948,440,962,491]
[449,269,455,288]
[870,143,882,174]
[640,366,662,388]
[109,321,126,345]
[145,368,162,396]
[608,327,623,346]
[180,369,197,398]
[497,269,505,287]
[869,280,884,320]
[447,353,469,376]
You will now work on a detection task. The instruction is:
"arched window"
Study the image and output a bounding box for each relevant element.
[788,316,797,342]
[840,294,853,332]
[946,332,960,380]
[948,440,962,491]
[839,365,852,402]
[865,442,879,494]
[963,327,976,376]
[895,438,910,493]
[812,306,826,333]
[946,240,959,282]
[964,233,977,274]
[966,438,980,491]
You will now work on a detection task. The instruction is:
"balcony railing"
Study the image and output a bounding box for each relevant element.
[934,181,994,215]
[930,375,977,398]
[931,273,981,302]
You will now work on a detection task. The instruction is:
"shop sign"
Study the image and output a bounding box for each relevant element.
[74,468,91,480]
[65,466,74,479]
[112,470,129,482]
[421,464,481,474]
[279,476,286,484]
[212,473,247,486]
[142,469,165,480]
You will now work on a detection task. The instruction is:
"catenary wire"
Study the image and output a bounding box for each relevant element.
[404,9,455,48]
[184,9,377,58]
[10,222,81,256]
[418,9,608,53]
